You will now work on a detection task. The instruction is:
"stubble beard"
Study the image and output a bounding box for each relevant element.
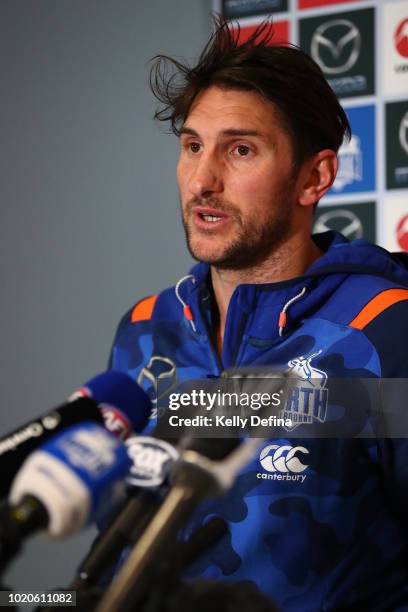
[181,196,294,271]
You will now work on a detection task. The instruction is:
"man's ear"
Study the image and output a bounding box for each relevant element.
[297,150,338,207]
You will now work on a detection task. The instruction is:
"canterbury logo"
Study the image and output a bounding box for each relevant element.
[259,444,309,474]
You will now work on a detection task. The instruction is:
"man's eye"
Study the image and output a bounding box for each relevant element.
[189,142,201,153]
[235,145,251,156]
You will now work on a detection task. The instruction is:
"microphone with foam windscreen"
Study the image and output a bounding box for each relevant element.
[0,370,151,499]
[0,422,132,575]
[70,370,151,440]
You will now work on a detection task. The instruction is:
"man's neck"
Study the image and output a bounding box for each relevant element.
[210,234,322,347]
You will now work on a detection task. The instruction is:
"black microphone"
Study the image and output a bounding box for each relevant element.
[0,398,102,499]
[95,435,259,612]
[0,371,151,499]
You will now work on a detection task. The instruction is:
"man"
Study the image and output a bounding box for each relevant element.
[109,18,408,611]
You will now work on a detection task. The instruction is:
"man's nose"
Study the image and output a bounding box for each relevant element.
[188,153,223,198]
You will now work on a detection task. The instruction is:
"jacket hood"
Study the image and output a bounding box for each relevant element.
[307,231,408,284]
[179,231,408,341]
[190,231,408,288]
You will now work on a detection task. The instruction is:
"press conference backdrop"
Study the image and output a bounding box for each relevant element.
[0,0,211,600]
[214,0,408,250]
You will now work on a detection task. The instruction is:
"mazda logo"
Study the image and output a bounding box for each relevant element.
[311,19,361,75]
[314,209,363,240]
[399,111,408,155]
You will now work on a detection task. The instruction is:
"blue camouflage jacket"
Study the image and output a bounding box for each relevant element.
[109,231,408,612]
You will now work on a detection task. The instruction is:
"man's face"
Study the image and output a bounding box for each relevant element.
[177,86,302,270]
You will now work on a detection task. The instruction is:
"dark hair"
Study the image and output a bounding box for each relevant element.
[149,16,351,168]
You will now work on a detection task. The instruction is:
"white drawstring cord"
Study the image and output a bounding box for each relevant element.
[175,274,197,332]
[278,286,307,337]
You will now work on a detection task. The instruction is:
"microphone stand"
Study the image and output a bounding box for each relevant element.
[96,438,264,612]
[34,518,228,612]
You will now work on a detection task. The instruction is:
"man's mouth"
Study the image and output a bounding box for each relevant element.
[191,206,230,229]
[201,214,223,222]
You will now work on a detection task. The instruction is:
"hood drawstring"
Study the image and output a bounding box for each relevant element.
[176,275,307,337]
[175,274,197,333]
[278,286,307,337]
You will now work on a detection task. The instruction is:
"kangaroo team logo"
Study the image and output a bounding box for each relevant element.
[137,356,178,418]
[257,444,309,483]
[280,351,328,431]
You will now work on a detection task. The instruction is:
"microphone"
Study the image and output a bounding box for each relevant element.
[69,395,210,591]
[69,433,181,590]
[70,371,151,440]
[96,436,258,612]
[0,370,151,498]
[0,422,132,574]
[75,369,289,598]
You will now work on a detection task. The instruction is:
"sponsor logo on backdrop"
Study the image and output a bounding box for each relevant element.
[383,196,408,252]
[397,215,408,251]
[223,0,287,18]
[314,209,363,239]
[300,8,374,98]
[234,20,289,45]
[299,0,362,8]
[399,111,408,155]
[395,18,408,59]
[384,3,408,95]
[386,101,408,189]
[333,135,362,191]
[257,443,310,483]
[311,19,360,75]
[313,202,376,243]
[328,105,375,195]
